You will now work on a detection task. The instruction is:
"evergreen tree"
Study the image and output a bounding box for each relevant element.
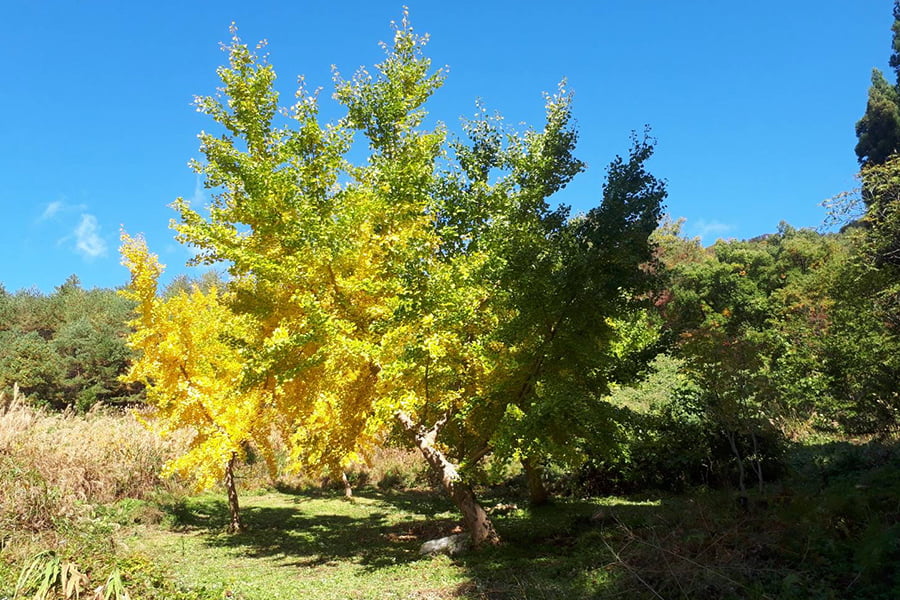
[855,1,900,168]
[856,69,900,168]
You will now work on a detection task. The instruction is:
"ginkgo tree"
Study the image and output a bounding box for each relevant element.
[126,12,665,546]
[120,234,275,532]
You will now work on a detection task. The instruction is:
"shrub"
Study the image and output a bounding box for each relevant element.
[573,406,785,496]
[567,357,786,496]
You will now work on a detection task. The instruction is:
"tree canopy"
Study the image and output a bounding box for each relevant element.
[0,276,141,411]
[121,13,666,544]
[856,1,900,168]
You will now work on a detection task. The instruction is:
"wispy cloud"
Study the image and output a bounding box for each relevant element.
[190,173,205,206]
[38,199,86,222]
[73,214,107,258]
[687,219,735,242]
[40,201,64,221]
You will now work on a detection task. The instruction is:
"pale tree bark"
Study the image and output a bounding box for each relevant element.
[522,457,550,506]
[224,452,245,533]
[341,471,353,498]
[726,430,747,500]
[750,430,765,494]
[396,411,500,547]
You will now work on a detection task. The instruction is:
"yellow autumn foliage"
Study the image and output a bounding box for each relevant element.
[120,234,276,491]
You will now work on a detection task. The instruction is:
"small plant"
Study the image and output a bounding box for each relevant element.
[14,551,87,600]
[13,551,131,600]
[93,570,131,600]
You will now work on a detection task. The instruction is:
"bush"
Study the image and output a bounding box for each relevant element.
[574,408,785,496]
[568,357,786,496]
[776,439,900,597]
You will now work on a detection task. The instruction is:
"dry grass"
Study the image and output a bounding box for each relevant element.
[0,385,429,537]
[272,446,432,494]
[0,386,186,536]
[348,446,432,490]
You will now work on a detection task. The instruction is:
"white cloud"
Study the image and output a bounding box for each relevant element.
[190,173,205,206]
[38,199,87,222]
[73,214,107,258]
[687,219,735,242]
[40,201,63,221]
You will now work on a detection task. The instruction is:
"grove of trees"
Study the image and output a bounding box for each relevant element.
[2,7,899,559]
[120,14,666,545]
[0,275,141,411]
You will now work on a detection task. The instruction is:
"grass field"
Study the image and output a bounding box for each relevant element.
[112,489,632,599]
[6,459,900,599]
[4,398,900,599]
[73,485,779,600]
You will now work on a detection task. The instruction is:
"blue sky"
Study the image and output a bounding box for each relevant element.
[0,1,891,292]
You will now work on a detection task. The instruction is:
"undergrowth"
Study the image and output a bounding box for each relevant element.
[2,399,900,599]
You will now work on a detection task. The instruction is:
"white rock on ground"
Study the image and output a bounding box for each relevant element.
[418,533,471,556]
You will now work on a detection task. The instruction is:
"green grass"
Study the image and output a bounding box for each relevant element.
[128,490,471,599]
[58,486,756,599]
[8,437,900,599]
[134,486,823,600]
[117,487,695,599]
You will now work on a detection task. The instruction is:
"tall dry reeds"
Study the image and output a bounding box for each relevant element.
[0,385,185,533]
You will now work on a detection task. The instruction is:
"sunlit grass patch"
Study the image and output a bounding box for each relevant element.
[125,487,673,600]
[129,490,471,600]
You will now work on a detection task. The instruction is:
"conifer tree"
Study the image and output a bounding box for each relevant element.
[856,1,900,168]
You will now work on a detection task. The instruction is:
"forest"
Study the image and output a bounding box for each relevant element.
[2,7,900,600]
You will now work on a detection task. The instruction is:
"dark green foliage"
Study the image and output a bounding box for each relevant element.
[652,221,900,437]
[819,158,900,432]
[571,356,784,496]
[856,70,900,168]
[486,132,667,471]
[778,440,900,598]
[859,156,900,289]
[856,2,900,168]
[823,261,900,432]
[0,276,142,410]
[0,331,64,402]
[656,231,784,491]
[428,113,666,486]
[837,7,900,434]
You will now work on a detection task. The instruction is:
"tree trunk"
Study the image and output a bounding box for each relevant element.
[750,430,765,493]
[342,471,353,498]
[522,457,550,506]
[396,411,500,547]
[224,452,245,533]
[726,430,747,507]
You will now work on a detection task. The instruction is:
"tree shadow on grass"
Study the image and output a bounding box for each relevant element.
[362,487,459,518]
[454,439,900,599]
[452,498,663,599]
[456,492,812,599]
[161,486,685,597]
[163,451,900,600]
[161,488,461,572]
